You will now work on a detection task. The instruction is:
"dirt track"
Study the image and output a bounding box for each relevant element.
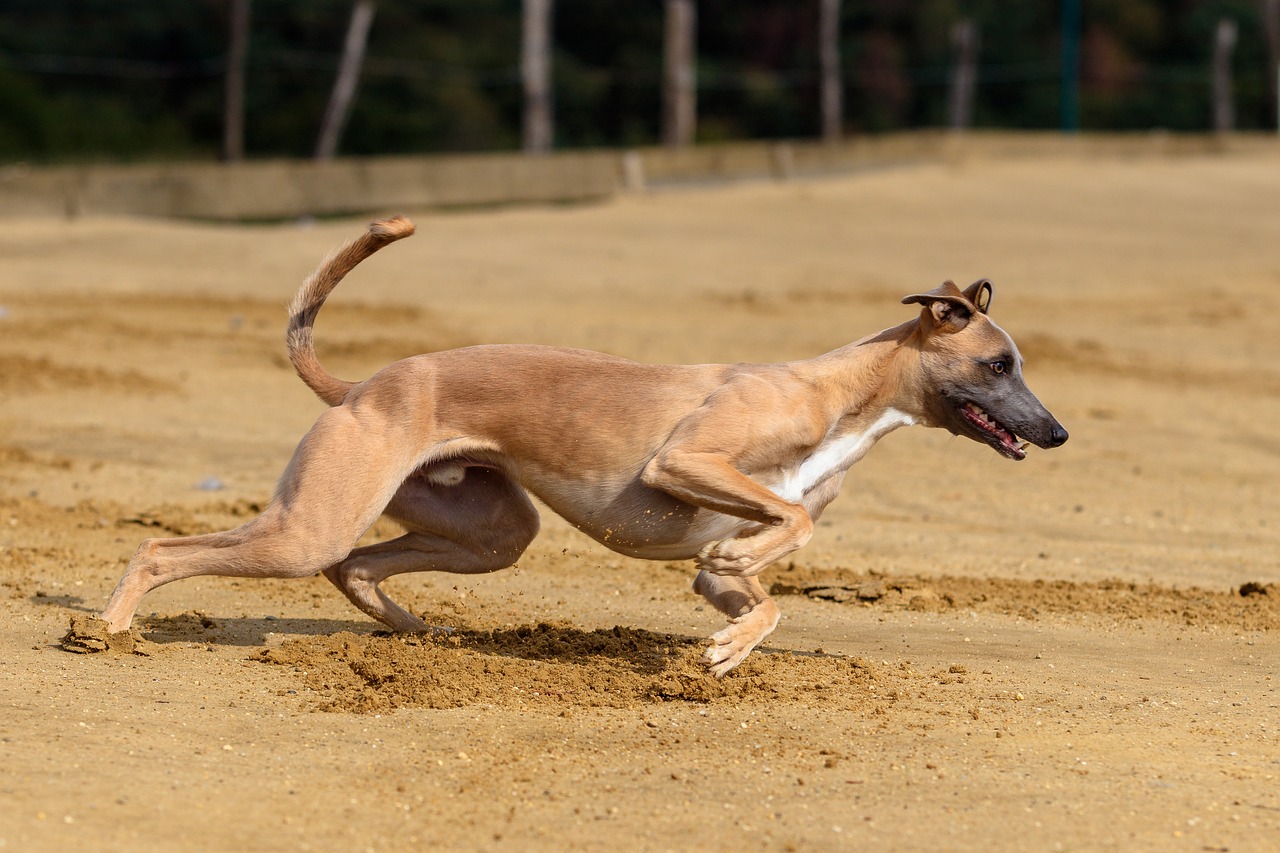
[2,153,1279,851]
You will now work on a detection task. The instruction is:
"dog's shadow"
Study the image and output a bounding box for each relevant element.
[37,593,374,649]
[50,600,824,676]
[33,593,93,612]
[138,611,709,676]
[137,613,375,647]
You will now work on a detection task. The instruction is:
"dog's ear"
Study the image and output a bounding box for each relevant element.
[901,281,978,333]
[962,278,993,314]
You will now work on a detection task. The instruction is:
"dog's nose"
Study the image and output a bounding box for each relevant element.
[1048,424,1069,447]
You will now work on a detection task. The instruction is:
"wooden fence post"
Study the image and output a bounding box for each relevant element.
[521,0,554,154]
[1264,0,1280,132]
[662,0,696,148]
[315,0,376,161]
[1060,0,1080,132]
[222,0,251,162]
[818,0,842,142]
[1212,18,1238,133]
[948,20,979,131]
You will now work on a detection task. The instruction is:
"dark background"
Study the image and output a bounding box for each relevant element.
[0,0,1275,163]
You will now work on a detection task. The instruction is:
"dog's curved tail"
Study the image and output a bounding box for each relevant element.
[286,216,416,406]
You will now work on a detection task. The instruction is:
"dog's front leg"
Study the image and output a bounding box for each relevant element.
[641,446,814,577]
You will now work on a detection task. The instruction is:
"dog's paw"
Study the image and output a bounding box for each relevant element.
[701,601,780,678]
[698,521,808,578]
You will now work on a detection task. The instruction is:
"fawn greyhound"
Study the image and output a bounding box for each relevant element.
[102,216,1067,676]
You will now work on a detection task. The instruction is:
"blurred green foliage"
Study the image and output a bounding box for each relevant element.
[0,0,1275,163]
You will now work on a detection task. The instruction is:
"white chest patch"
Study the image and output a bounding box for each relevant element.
[768,408,916,503]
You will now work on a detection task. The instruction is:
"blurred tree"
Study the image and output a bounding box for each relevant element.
[0,0,1276,163]
[314,0,376,160]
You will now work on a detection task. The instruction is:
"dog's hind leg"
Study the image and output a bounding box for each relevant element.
[692,570,780,678]
[101,406,421,632]
[322,466,540,631]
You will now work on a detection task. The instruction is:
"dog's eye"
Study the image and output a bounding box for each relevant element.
[990,361,1006,375]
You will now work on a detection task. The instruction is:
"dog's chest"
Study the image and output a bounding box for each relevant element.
[768,408,915,503]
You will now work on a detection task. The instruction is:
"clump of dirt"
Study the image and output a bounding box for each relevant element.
[255,622,880,714]
[769,567,1280,631]
[59,614,153,655]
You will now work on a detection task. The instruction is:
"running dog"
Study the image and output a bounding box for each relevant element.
[102,217,1067,676]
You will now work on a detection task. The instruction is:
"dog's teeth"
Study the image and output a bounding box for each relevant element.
[965,403,993,425]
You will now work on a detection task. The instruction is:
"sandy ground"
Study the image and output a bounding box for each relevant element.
[2,152,1279,851]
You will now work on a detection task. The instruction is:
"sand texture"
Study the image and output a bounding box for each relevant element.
[2,152,1279,850]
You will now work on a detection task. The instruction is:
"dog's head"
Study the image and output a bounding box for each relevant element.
[899,279,1067,460]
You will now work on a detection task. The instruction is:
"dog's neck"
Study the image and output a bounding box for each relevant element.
[804,319,924,427]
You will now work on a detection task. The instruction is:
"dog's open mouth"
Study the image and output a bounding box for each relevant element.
[961,402,1028,460]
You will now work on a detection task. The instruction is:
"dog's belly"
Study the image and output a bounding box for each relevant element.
[575,512,752,561]
[528,476,753,561]
[483,406,914,563]
[598,511,753,560]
